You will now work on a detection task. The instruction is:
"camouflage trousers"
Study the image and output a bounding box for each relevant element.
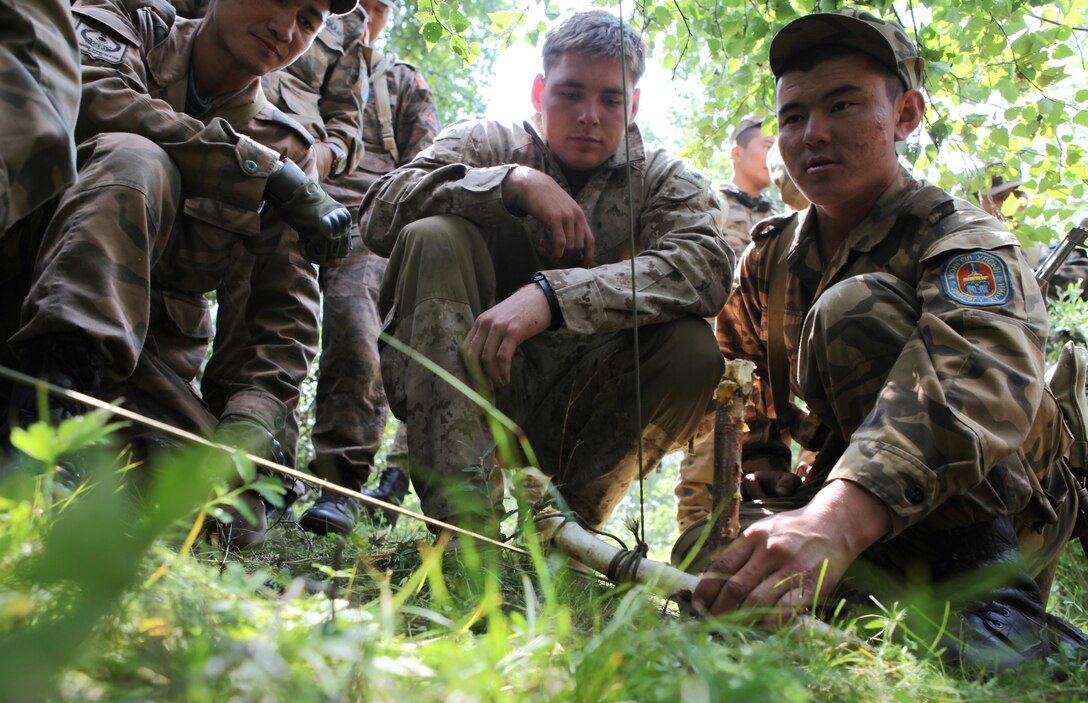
[379,215,723,528]
[724,274,1076,594]
[306,232,391,488]
[13,133,316,441]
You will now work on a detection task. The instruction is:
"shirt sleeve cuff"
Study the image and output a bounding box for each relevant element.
[221,390,289,435]
[539,268,602,335]
[828,439,938,538]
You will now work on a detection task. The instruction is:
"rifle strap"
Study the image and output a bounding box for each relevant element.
[369,52,399,164]
[765,217,797,422]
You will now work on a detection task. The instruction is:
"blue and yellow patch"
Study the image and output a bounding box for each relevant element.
[421,107,439,135]
[939,251,1012,306]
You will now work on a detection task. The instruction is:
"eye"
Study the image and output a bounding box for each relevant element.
[830,100,853,113]
[559,90,581,100]
[780,113,803,126]
[603,97,624,108]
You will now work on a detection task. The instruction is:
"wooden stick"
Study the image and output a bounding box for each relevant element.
[707,359,756,555]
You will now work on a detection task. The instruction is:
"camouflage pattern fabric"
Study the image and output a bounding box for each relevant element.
[362,117,731,525]
[262,10,367,178]
[308,50,440,489]
[717,181,778,257]
[0,0,81,234]
[13,0,319,439]
[715,169,1075,566]
[167,0,206,19]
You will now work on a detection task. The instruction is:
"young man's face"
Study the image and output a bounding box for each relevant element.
[532,51,640,174]
[208,0,329,79]
[733,134,775,192]
[776,53,920,215]
[360,0,392,41]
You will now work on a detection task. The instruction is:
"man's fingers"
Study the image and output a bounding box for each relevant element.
[694,536,755,615]
[581,219,596,266]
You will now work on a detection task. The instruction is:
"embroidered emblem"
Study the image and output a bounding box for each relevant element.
[940,251,1012,306]
[76,22,128,65]
[416,73,429,91]
[421,106,439,134]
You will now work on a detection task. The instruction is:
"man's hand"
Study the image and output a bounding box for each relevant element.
[693,479,891,625]
[462,284,552,386]
[264,159,352,265]
[502,166,595,266]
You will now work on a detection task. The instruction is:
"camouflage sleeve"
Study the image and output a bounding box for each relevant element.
[359,120,524,257]
[317,20,366,173]
[541,157,733,334]
[0,0,81,231]
[393,65,440,166]
[831,230,1049,538]
[720,194,757,258]
[71,1,281,211]
[714,234,794,472]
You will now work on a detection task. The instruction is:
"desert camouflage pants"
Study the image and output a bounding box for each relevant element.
[726,273,1077,594]
[379,215,723,527]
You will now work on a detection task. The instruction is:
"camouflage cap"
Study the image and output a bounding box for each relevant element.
[981,174,1026,198]
[769,10,925,91]
[331,0,360,15]
[731,114,767,146]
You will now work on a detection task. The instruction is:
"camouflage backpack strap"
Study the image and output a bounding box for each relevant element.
[369,51,399,163]
[1045,341,1088,555]
[765,216,798,423]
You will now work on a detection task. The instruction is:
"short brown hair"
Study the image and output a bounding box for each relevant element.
[542,10,647,84]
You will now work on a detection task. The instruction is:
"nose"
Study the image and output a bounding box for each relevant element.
[802,112,830,147]
[579,101,599,126]
[267,7,295,44]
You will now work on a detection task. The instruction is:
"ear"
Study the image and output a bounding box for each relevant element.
[531,74,545,112]
[893,89,925,141]
[628,87,640,123]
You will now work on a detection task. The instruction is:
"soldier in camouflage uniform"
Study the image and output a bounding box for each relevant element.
[673,115,781,539]
[9,0,354,547]
[300,0,442,536]
[0,0,82,410]
[200,1,367,482]
[694,11,1084,671]
[360,10,731,532]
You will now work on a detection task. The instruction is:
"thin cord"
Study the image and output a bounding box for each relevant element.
[617,0,647,549]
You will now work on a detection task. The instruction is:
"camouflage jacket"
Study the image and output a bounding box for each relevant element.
[71,0,319,432]
[323,49,440,209]
[361,115,732,334]
[1,0,81,232]
[262,8,366,177]
[718,181,778,258]
[716,168,1060,537]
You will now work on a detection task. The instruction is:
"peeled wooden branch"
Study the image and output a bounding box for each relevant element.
[707,359,756,555]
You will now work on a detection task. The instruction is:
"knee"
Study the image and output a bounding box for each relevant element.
[653,316,723,390]
[806,273,919,344]
[80,133,181,204]
[397,215,486,270]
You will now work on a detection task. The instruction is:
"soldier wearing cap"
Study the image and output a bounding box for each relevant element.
[694,10,1084,671]
[7,0,355,547]
[359,10,730,533]
[976,172,1026,222]
[298,0,441,536]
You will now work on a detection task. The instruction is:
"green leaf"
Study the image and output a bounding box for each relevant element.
[421,21,445,44]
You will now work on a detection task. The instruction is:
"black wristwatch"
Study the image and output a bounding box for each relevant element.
[533,272,564,331]
[327,142,348,177]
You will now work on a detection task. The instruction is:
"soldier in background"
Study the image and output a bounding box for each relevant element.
[9,0,353,548]
[695,10,1084,671]
[300,0,442,536]
[671,115,781,560]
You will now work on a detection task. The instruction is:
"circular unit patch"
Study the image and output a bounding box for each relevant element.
[939,251,1012,307]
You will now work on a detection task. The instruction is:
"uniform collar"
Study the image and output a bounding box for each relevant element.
[721,181,775,213]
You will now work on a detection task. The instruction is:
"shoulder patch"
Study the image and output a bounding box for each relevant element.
[415,72,429,91]
[939,251,1012,307]
[421,106,440,135]
[75,20,130,64]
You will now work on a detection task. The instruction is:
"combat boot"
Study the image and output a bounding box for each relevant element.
[360,466,410,527]
[211,489,270,550]
[12,334,104,426]
[929,518,1088,673]
[299,489,360,536]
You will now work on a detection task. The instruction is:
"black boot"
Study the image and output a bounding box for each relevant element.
[299,489,360,536]
[11,334,104,427]
[930,518,1087,673]
[360,466,410,527]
